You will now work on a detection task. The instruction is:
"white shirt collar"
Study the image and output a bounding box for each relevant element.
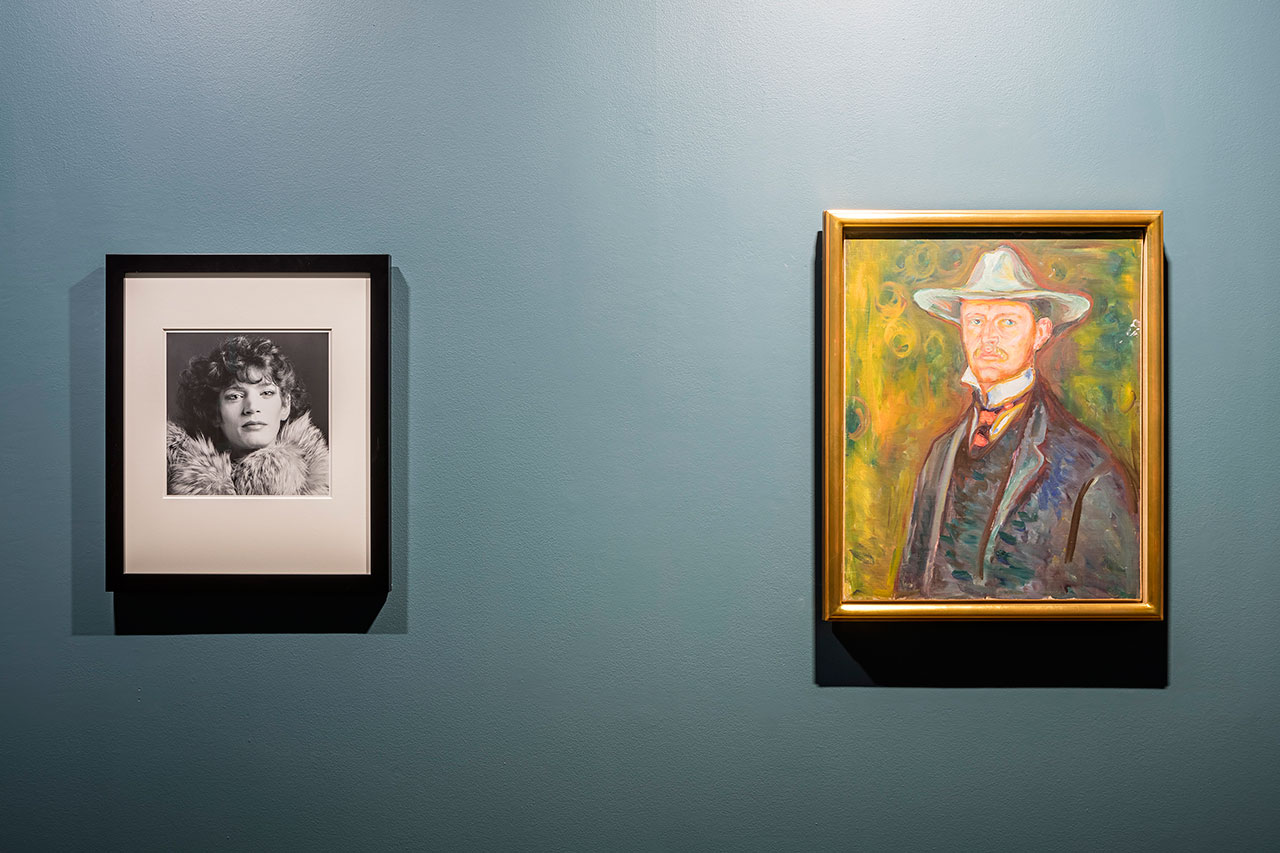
[961,366,1036,408]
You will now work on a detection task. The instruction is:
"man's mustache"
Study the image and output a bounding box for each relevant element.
[972,345,1008,360]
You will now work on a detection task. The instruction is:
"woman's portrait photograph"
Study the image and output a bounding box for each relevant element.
[108,254,388,589]
[165,332,331,497]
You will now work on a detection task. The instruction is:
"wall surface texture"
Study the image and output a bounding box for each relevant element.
[3,1,1279,849]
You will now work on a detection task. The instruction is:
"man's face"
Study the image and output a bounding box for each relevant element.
[217,378,291,455]
[959,299,1054,387]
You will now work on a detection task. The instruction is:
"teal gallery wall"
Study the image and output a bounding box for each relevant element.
[3,1,1279,849]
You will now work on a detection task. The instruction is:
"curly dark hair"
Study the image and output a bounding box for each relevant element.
[176,335,310,442]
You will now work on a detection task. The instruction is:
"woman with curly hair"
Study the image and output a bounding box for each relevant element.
[167,335,330,495]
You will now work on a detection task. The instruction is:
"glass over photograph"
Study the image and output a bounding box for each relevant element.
[108,253,388,590]
[165,331,331,497]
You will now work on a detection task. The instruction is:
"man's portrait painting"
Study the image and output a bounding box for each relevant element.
[826,213,1163,616]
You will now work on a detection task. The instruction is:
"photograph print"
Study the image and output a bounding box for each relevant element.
[166,331,330,497]
[823,212,1164,619]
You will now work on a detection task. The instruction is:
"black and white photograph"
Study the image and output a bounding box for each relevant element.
[165,331,331,497]
[106,254,389,591]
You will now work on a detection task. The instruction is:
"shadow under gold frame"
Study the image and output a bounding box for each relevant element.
[823,210,1164,620]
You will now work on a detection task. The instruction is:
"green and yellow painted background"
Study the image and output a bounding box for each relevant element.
[843,237,1142,598]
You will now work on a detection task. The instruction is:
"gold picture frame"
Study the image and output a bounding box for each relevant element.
[823,210,1164,619]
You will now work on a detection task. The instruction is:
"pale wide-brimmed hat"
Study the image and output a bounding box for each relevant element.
[912,245,1091,327]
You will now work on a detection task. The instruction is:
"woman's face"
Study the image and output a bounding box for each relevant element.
[217,379,291,454]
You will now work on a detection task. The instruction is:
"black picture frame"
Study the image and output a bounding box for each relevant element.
[106,254,390,592]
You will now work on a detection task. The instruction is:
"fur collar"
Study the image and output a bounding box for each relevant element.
[167,412,330,496]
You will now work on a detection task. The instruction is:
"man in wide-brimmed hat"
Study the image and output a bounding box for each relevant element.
[894,245,1139,599]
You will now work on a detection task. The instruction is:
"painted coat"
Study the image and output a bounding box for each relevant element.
[166,412,330,496]
[895,384,1139,599]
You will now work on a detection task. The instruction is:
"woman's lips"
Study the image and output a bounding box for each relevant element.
[241,421,268,430]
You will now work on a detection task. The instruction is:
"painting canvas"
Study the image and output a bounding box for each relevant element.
[822,212,1163,619]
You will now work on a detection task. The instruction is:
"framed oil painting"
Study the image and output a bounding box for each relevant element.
[106,254,390,592]
[822,211,1163,619]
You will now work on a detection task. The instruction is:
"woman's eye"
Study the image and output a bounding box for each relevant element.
[260,389,275,397]
[224,393,241,401]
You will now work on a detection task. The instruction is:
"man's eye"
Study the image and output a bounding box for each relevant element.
[969,318,982,325]
[1000,318,1015,326]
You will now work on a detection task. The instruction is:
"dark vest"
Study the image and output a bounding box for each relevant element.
[927,407,1028,595]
